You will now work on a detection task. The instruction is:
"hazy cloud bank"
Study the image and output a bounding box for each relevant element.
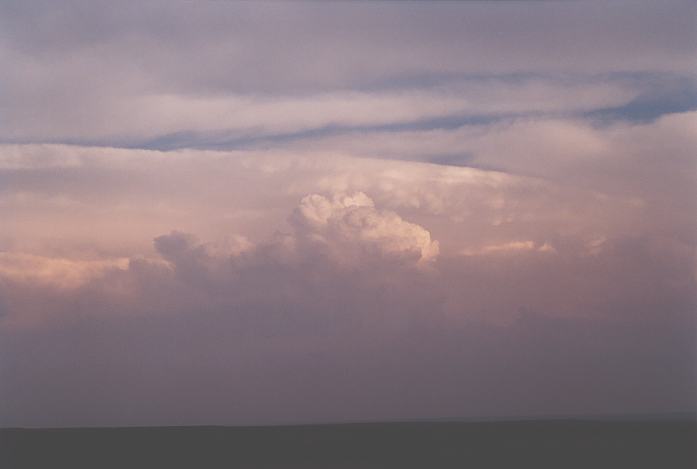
[1,0,695,427]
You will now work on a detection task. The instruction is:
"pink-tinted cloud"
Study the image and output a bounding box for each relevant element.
[0,1,695,428]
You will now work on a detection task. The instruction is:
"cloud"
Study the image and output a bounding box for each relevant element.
[0,81,643,144]
[461,240,556,256]
[290,193,439,266]
[0,252,128,289]
[1,108,694,262]
[1,2,694,145]
[0,249,693,426]
[0,182,694,425]
[2,2,693,93]
[0,1,695,426]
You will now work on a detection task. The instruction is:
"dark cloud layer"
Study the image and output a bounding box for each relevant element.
[1,1,695,146]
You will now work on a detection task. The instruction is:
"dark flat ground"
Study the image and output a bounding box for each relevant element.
[2,420,695,468]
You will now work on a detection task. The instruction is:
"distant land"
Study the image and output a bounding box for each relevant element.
[3,418,695,468]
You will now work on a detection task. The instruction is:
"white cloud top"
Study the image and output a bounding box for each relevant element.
[291,193,439,266]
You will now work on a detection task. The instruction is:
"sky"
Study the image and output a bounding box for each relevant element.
[0,1,696,427]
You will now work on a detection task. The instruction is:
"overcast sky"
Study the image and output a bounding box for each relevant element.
[0,1,696,427]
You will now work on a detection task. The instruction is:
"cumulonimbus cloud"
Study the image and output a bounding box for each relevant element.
[0,0,695,429]
[289,192,439,266]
